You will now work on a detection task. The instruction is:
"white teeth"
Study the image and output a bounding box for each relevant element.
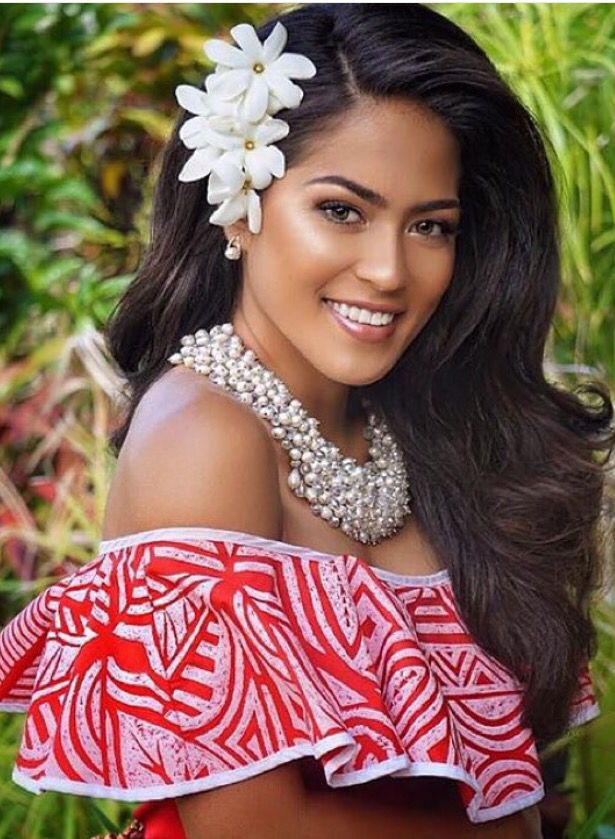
[327,300,395,326]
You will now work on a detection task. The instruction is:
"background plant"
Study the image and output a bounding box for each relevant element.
[0,4,613,837]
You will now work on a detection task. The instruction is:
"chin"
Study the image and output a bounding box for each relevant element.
[325,366,395,388]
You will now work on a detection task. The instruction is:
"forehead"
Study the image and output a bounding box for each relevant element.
[290,97,460,193]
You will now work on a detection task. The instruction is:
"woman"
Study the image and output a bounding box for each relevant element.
[1,4,613,838]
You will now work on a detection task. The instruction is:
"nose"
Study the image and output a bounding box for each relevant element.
[354,226,408,293]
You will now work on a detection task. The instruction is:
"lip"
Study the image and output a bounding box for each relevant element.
[324,298,405,314]
[323,299,399,343]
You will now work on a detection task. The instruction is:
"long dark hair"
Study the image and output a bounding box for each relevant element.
[104,3,615,747]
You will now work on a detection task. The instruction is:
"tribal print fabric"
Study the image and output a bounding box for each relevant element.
[0,526,599,825]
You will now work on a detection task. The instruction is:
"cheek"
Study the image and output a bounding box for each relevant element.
[409,239,456,276]
[288,213,350,272]
[414,244,455,295]
[259,208,350,293]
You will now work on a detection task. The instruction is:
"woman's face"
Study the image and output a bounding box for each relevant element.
[229,96,461,403]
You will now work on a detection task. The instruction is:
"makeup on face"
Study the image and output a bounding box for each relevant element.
[229,98,461,425]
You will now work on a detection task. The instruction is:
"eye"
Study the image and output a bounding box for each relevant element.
[317,201,460,238]
[414,219,460,238]
[317,200,362,225]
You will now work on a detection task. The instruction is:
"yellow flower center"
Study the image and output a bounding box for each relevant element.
[245,140,255,150]
[253,62,265,73]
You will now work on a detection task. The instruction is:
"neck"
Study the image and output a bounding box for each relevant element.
[230,310,367,445]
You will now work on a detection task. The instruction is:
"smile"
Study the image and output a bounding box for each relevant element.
[323,299,400,343]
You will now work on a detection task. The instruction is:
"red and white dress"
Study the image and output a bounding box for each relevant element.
[0,526,600,836]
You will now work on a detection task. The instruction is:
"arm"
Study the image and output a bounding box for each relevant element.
[116,384,542,839]
[299,795,542,839]
[178,768,541,839]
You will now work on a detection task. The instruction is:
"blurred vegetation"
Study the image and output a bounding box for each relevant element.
[0,3,613,838]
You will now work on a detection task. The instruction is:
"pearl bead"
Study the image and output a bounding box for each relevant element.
[167,323,412,544]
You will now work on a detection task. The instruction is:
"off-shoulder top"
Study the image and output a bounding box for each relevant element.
[0,526,600,836]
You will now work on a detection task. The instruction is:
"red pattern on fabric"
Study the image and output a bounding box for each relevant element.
[0,527,600,829]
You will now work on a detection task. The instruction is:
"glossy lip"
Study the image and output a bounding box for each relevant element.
[324,299,399,343]
[324,297,405,314]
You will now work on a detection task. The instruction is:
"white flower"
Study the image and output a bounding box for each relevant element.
[175,69,291,186]
[205,115,288,186]
[174,20,318,235]
[176,106,288,187]
[203,22,317,123]
[175,82,237,127]
[207,160,263,234]
[174,84,232,182]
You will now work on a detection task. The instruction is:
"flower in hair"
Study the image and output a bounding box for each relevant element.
[207,160,263,232]
[174,87,240,183]
[175,21,317,235]
[178,110,289,188]
[203,22,317,123]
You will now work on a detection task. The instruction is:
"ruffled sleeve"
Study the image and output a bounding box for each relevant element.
[0,526,600,825]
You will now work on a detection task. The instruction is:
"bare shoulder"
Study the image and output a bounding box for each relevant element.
[102,365,282,540]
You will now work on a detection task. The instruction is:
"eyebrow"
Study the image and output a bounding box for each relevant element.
[304,175,460,213]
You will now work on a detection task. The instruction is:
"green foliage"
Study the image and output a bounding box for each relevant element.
[0,2,272,360]
[440,3,615,381]
[439,6,615,828]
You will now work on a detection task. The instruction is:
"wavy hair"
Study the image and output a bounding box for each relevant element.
[104,3,615,747]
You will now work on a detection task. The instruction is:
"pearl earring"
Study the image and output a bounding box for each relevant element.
[224,235,242,261]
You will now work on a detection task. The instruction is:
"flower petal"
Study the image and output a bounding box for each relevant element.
[246,189,262,234]
[252,144,285,179]
[254,117,289,147]
[178,147,222,182]
[208,95,241,118]
[244,149,274,190]
[263,71,303,109]
[208,113,248,138]
[178,116,212,149]
[271,52,318,79]
[218,147,246,170]
[262,22,287,64]
[197,123,243,152]
[203,38,249,69]
[205,68,252,101]
[265,92,285,116]
[209,194,247,227]
[208,159,245,201]
[241,75,270,123]
[229,23,264,63]
[175,84,212,116]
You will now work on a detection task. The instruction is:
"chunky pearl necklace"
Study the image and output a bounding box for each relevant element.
[168,322,413,545]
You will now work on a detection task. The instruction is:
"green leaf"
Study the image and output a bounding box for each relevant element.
[0,77,24,98]
[84,799,122,834]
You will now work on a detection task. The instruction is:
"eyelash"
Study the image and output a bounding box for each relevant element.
[317,200,460,238]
